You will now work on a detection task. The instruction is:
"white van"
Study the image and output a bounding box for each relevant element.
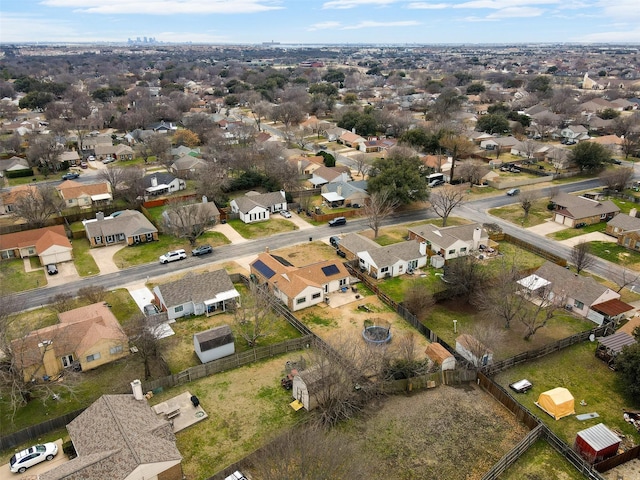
[159,249,187,264]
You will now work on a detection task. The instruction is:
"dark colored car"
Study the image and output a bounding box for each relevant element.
[506,188,520,196]
[329,236,340,247]
[62,172,80,180]
[192,244,213,256]
[46,264,58,275]
[143,304,159,316]
[336,249,346,258]
[328,217,346,227]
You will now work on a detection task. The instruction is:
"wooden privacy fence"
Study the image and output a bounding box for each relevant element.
[482,425,545,480]
[0,408,86,451]
[142,336,313,392]
[594,444,640,472]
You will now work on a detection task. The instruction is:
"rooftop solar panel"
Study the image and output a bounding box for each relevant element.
[253,260,276,279]
[321,264,340,276]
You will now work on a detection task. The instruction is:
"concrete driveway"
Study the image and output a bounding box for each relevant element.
[210,223,247,244]
[45,261,81,287]
[0,439,67,480]
[558,232,616,247]
[283,211,313,230]
[88,244,127,274]
[526,220,569,235]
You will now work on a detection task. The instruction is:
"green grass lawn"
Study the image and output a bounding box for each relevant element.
[493,342,640,445]
[71,238,100,276]
[488,198,552,228]
[227,218,298,239]
[547,222,605,241]
[364,217,471,246]
[0,258,46,293]
[590,241,640,270]
[112,236,191,268]
[500,439,585,480]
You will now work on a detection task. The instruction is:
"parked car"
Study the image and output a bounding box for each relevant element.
[429,179,445,187]
[159,249,187,264]
[143,304,159,316]
[328,217,346,227]
[611,158,622,165]
[102,157,115,164]
[62,172,80,180]
[46,264,58,275]
[191,244,213,256]
[280,210,292,218]
[506,188,520,196]
[80,161,88,169]
[329,236,340,248]
[336,249,346,258]
[10,443,58,473]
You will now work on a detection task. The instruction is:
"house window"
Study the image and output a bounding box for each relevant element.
[68,200,73,205]
[106,235,114,244]
[61,354,74,368]
[86,352,101,362]
[175,305,184,313]
[339,278,347,286]
[574,300,584,309]
[146,233,154,241]
[95,236,102,244]
[409,260,418,269]
[110,345,123,355]
[380,267,389,273]
[448,249,456,255]
[312,293,321,299]
[460,247,467,254]
[296,297,306,304]
[27,248,35,255]
[600,213,606,219]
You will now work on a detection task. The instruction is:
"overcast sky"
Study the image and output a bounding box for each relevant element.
[1,0,640,45]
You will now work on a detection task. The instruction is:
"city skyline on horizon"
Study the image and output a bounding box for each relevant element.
[1,1,640,46]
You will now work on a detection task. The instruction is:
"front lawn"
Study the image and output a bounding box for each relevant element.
[360,217,471,246]
[488,198,551,228]
[493,342,640,445]
[548,222,605,241]
[227,218,298,239]
[72,238,100,276]
[112,236,191,267]
[590,241,640,270]
[0,258,46,293]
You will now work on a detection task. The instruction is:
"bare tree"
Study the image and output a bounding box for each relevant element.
[363,189,398,238]
[621,133,640,159]
[11,185,65,228]
[50,293,75,313]
[521,140,539,160]
[163,199,218,246]
[532,114,558,141]
[98,167,128,198]
[403,281,435,321]
[118,167,146,207]
[439,134,475,182]
[442,254,488,304]
[125,314,168,380]
[456,160,488,185]
[233,284,274,348]
[570,241,596,274]
[430,185,467,227]
[139,133,172,167]
[599,167,634,191]
[250,100,272,132]
[610,259,640,293]
[25,133,63,171]
[518,190,539,222]
[351,153,371,179]
[517,283,564,340]
[77,285,107,304]
[474,260,526,329]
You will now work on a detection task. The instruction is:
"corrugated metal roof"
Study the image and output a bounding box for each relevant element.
[591,298,635,316]
[577,423,620,451]
[597,331,637,354]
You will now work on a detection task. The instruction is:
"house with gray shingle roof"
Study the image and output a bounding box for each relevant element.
[40,394,182,480]
[143,171,186,196]
[83,210,158,247]
[606,213,640,250]
[230,190,287,224]
[321,180,369,208]
[153,269,240,321]
[170,154,207,178]
[520,261,620,322]
[551,192,619,227]
[407,223,489,261]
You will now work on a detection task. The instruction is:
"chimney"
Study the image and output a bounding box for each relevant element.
[202,195,208,204]
[131,379,144,401]
[630,208,637,218]
[352,127,356,134]
[96,211,104,221]
[419,242,427,256]
[151,176,158,187]
[473,227,482,248]
[265,246,269,253]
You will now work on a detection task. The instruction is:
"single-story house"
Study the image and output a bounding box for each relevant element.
[309,166,352,187]
[560,125,590,142]
[0,156,30,174]
[321,181,369,208]
[0,224,72,264]
[94,143,134,161]
[170,155,207,178]
[407,223,490,261]
[455,334,493,367]
[153,269,240,321]
[143,172,186,196]
[424,343,456,371]
[480,136,519,151]
[0,184,38,215]
[83,210,158,247]
[56,180,113,208]
[58,150,81,166]
[338,131,366,148]
[606,213,640,250]
[194,325,235,364]
[588,135,624,154]
[40,394,183,480]
[518,261,621,323]
[250,252,350,312]
[230,190,287,224]
[162,200,220,230]
[11,302,129,382]
[550,192,619,227]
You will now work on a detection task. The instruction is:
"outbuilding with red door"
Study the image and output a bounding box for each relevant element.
[574,423,621,463]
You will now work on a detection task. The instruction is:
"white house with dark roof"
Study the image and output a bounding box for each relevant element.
[40,394,182,480]
[230,190,287,224]
[407,223,489,261]
[250,252,350,311]
[153,269,240,321]
[321,180,369,208]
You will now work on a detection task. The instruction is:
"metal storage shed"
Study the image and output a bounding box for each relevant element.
[574,423,621,463]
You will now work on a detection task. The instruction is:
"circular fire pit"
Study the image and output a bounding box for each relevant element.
[362,325,392,344]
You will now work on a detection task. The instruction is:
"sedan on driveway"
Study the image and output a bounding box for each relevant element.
[280,210,292,218]
[46,264,58,275]
[10,443,58,473]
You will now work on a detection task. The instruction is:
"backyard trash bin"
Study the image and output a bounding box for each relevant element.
[191,395,200,407]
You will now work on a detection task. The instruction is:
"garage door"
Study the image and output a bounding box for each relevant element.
[40,251,72,264]
[554,213,565,225]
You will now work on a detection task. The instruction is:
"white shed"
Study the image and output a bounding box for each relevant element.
[194,325,235,364]
[292,365,326,411]
[424,343,456,371]
[456,334,493,367]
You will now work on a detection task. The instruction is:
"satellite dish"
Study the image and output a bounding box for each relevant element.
[589,334,595,342]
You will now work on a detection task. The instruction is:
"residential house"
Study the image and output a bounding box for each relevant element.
[170,154,208,178]
[230,190,287,224]
[56,180,112,209]
[81,133,113,157]
[338,131,366,149]
[606,213,640,250]
[588,135,624,155]
[321,181,369,208]
[309,166,352,187]
[83,210,158,247]
[194,325,235,364]
[153,269,240,321]
[297,155,325,175]
[407,223,489,261]
[421,154,452,177]
[250,252,350,312]
[11,303,129,382]
[338,232,427,278]
[550,192,619,227]
[58,150,81,166]
[610,98,635,111]
[0,225,72,264]
[560,125,590,143]
[480,136,520,151]
[359,137,397,153]
[0,184,39,215]
[580,98,614,114]
[581,73,607,91]
[518,261,621,323]
[147,120,178,133]
[171,145,201,158]
[324,126,348,142]
[143,172,186,196]
[94,143,135,161]
[0,156,30,175]
[40,394,183,480]
[162,199,220,230]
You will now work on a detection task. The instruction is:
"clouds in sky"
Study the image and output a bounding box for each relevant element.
[2,0,640,43]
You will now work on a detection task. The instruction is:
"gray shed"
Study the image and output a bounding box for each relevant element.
[596,331,636,369]
[194,325,235,364]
